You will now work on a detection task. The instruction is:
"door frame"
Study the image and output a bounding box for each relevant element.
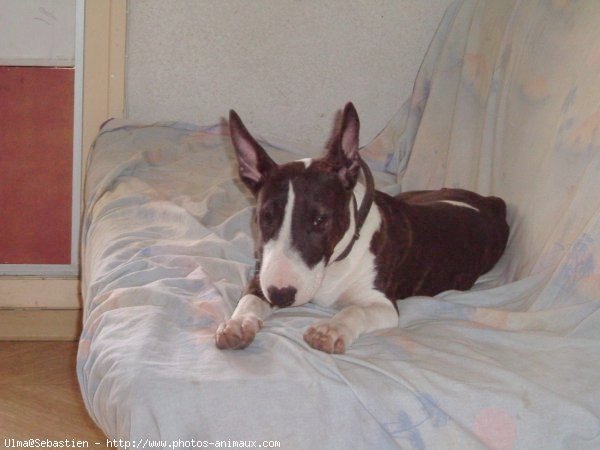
[0,0,86,277]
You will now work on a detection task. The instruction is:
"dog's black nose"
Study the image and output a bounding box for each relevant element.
[267,286,297,308]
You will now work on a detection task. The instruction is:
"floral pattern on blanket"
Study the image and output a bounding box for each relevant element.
[78,1,600,448]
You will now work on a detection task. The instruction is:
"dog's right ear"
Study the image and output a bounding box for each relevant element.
[229,110,277,195]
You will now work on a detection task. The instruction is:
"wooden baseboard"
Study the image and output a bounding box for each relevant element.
[0,308,81,340]
[0,278,81,309]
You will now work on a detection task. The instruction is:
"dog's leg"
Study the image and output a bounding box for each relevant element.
[304,294,398,354]
[215,282,272,350]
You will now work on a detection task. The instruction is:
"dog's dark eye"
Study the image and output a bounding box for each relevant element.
[312,214,329,231]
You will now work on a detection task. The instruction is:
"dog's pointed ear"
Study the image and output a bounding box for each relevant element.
[327,102,361,190]
[229,110,277,195]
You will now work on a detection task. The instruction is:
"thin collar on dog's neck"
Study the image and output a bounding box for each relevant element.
[333,158,375,263]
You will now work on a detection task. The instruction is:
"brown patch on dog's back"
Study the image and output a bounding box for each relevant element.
[371,188,509,302]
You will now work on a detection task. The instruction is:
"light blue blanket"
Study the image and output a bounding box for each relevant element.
[78,1,600,448]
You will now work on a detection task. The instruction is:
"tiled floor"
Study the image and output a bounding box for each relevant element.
[0,341,109,448]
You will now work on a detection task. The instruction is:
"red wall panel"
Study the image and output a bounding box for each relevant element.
[0,67,74,264]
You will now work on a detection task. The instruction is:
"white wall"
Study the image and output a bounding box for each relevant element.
[126,0,453,149]
[0,0,75,66]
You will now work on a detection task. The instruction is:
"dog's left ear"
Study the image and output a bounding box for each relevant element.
[327,102,361,190]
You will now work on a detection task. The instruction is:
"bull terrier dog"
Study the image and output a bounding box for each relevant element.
[215,103,509,354]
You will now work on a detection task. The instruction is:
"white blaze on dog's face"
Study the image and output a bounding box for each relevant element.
[229,104,362,307]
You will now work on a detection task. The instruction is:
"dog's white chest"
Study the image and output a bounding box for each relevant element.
[311,205,382,308]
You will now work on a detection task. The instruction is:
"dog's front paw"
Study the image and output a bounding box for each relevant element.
[303,322,351,354]
[215,316,261,350]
